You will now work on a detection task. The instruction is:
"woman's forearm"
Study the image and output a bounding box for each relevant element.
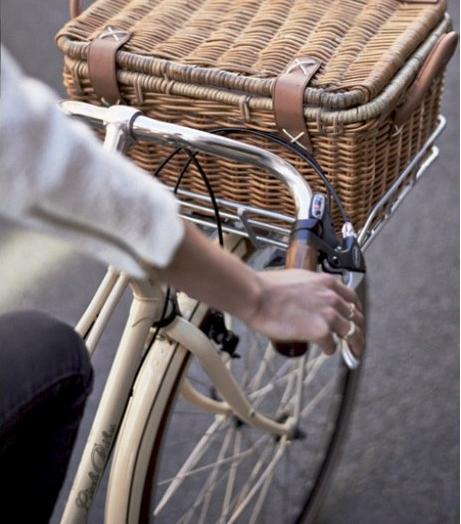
[156,221,262,322]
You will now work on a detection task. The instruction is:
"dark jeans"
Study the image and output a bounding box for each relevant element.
[0,310,93,523]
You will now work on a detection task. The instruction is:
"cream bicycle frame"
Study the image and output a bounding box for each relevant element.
[58,101,314,523]
[57,101,444,523]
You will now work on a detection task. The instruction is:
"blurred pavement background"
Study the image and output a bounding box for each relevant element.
[1,1,459,523]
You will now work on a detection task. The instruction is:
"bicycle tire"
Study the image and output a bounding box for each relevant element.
[105,234,364,524]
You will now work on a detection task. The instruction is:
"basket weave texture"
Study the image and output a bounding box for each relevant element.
[56,0,451,229]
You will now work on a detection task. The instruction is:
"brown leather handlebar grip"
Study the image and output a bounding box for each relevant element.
[272,234,318,358]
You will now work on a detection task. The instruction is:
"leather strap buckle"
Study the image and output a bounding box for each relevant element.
[272,56,321,154]
[88,27,132,105]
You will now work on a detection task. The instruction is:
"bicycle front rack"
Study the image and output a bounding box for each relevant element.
[175,116,446,253]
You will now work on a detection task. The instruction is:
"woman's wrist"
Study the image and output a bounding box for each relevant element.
[154,221,265,323]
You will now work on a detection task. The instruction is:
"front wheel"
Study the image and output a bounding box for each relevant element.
[106,237,364,523]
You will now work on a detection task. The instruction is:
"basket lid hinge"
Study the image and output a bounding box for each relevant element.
[272,56,321,154]
[88,27,132,105]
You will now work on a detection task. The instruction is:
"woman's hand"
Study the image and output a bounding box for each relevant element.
[245,270,365,358]
[157,222,364,358]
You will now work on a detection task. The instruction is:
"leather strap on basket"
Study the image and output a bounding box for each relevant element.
[394,31,458,126]
[69,0,83,18]
[88,27,132,105]
[272,57,321,154]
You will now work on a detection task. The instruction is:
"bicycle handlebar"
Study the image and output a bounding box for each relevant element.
[59,100,313,221]
[59,100,362,366]
[272,237,319,357]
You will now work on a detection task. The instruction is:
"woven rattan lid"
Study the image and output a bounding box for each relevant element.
[56,0,448,110]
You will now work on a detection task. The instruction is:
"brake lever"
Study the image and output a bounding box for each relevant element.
[306,194,366,370]
[272,193,366,369]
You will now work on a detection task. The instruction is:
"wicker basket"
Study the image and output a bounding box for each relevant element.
[56,0,456,230]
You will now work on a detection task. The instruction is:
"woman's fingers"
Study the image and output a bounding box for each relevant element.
[314,311,364,358]
[340,319,365,358]
[316,333,337,356]
[251,269,365,358]
[314,278,365,357]
[328,293,364,331]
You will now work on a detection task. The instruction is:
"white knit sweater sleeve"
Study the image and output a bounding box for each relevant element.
[1,48,184,279]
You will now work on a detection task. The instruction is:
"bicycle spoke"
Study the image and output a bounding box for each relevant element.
[252,352,293,408]
[219,428,242,523]
[292,353,307,423]
[248,463,275,524]
[179,426,234,524]
[245,337,273,388]
[158,432,269,489]
[281,442,293,518]
[154,417,226,516]
[227,440,288,524]
[228,434,274,511]
[248,352,326,403]
[300,375,337,418]
[248,361,292,402]
[198,427,235,524]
